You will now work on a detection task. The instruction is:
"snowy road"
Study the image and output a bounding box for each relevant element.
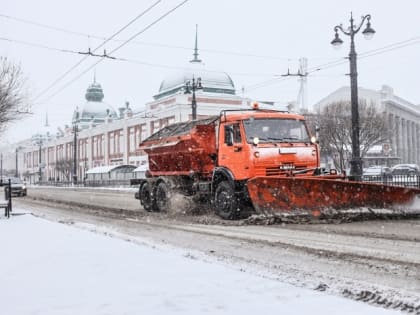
[0,212,403,315]
[12,189,420,314]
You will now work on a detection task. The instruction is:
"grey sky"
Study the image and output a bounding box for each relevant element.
[2,0,420,143]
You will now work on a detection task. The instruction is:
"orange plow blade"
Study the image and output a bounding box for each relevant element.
[247,177,420,216]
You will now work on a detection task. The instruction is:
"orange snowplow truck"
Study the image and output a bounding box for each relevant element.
[134,106,420,219]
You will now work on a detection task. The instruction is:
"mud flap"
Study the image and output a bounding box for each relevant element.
[247,177,420,216]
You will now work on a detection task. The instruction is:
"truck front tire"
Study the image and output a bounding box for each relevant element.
[214,181,239,220]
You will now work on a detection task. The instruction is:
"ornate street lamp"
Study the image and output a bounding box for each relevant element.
[184,77,203,120]
[331,13,375,181]
[32,134,46,183]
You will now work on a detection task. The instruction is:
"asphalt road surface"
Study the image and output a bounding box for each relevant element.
[14,186,420,314]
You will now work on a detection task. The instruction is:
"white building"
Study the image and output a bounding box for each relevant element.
[314,85,420,166]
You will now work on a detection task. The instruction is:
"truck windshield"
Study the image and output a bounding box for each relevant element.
[243,118,310,143]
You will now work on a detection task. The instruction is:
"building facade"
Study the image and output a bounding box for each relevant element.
[11,39,247,183]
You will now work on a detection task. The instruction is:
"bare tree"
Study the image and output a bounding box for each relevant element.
[55,158,73,181]
[0,57,28,135]
[310,100,391,171]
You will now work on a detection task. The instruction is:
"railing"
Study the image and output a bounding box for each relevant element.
[362,174,420,188]
[0,179,12,218]
[37,180,132,188]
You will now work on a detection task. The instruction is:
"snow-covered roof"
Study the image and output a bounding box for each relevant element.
[86,165,136,174]
[133,164,149,172]
[154,60,235,100]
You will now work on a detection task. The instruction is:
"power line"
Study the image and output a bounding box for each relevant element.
[5,30,415,94]
[245,37,420,92]
[0,36,79,54]
[33,0,162,102]
[38,0,190,105]
[4,8,419,96]
[0,12,306,61]
[0,35,276,77]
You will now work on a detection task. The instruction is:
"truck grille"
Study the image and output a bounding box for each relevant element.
[256,166,309,176]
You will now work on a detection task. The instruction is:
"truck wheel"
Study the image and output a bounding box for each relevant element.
[155,181,171,212]
[139,182,155,212]
[214,181,239,220]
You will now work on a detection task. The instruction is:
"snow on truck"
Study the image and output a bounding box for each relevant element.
[132,104,420,219]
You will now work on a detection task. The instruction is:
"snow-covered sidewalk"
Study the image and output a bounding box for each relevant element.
[0,209,397,315]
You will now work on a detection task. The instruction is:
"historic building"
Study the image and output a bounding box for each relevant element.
[314,85,420,166]
[14,31,246,183]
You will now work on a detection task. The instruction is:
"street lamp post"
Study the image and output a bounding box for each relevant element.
[72,112,80,185]
[331,13,375,181]
[32,134,45,183]
[38,144,42,182]
[184,77,203,120]
[0,153,3,182]
[15,146,23,178]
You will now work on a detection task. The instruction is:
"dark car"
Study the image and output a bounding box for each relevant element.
[391,164,420,176]
[4,177,27,197]
[362,166,393,181]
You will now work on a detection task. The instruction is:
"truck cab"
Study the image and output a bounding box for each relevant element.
[217,109,319,180]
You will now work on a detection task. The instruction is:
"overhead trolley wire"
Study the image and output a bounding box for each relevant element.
[38,0,190,105]
[32,0,162,102]
[0,36,79,54]
[0,35,276,77]
[0,12,304,61]
[3,9,419,96]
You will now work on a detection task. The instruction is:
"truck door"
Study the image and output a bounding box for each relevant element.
[218,123,249,179]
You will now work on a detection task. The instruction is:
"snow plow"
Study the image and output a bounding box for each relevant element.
[132,104,420,220]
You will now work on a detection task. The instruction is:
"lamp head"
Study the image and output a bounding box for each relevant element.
[331,31,343,49]
[362,19,375,40]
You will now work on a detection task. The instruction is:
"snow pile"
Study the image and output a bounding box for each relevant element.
[0,212,396,315]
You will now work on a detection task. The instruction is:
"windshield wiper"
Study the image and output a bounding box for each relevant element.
[280,137,299,141]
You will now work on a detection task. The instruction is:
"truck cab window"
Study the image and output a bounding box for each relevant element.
[243,118,310,143]
[224,124,242,145]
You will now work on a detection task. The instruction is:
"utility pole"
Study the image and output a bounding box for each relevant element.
[297,57,308,112]
[281,62,308,113]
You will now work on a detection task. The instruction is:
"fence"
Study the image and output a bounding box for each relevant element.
[38,175,420,189]
[38,179,132,188]
[362,174,420,188]
[0,179,12,218]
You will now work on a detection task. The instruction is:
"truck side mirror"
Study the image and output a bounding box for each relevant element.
[224,125,234,146]
[315,125,320,143]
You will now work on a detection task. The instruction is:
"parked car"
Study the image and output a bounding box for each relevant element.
[391,164,420,176]
[363,166,393,180]
[4,177,27,197]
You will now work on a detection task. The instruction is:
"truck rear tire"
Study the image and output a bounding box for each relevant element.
[155,181,171,212]
[214,181,239,220]
[139,182,156,212]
